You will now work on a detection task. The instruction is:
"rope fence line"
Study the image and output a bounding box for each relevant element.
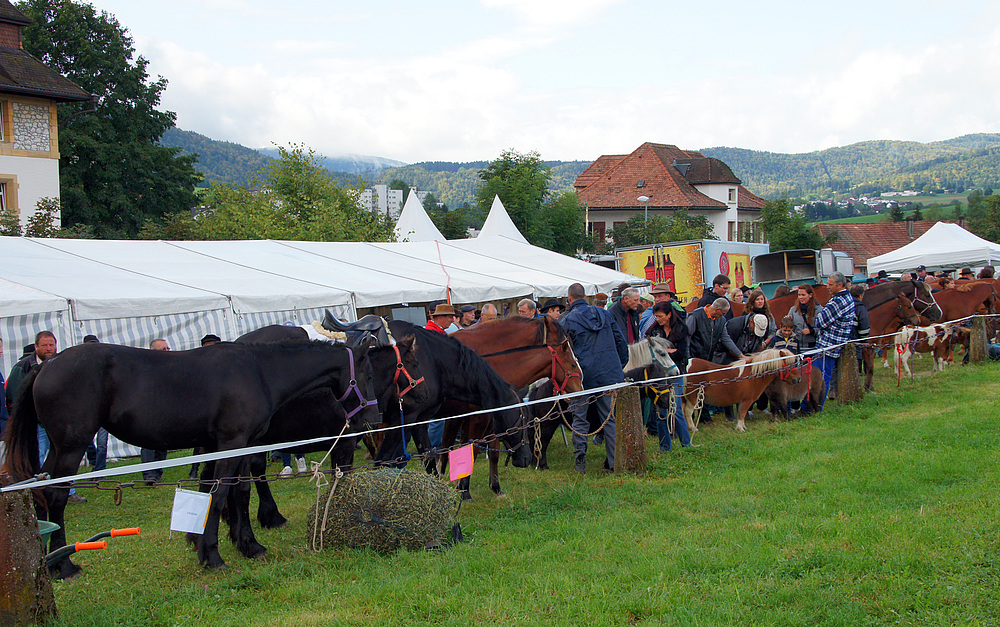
[3,313,997,495]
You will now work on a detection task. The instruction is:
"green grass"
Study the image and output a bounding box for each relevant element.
[41,356,1000,626]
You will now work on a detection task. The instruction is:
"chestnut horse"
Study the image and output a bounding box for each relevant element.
[437,316,585,499]
[861,292,921,390]
[682,349,798,433]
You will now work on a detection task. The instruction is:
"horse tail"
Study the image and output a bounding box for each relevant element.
[1,367,42,481]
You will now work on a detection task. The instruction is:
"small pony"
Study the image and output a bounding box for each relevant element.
[683,349,799,433]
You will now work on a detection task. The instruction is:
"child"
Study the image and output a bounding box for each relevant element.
[772,316,800,354]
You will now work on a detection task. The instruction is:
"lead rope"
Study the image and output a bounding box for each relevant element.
[690,386,706,429]
[309,417,352,552]
[560,389,619,437]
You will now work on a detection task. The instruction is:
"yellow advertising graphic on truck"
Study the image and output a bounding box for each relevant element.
[617,240,770,305]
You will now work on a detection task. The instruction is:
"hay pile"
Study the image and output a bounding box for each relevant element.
[307,468,460,553]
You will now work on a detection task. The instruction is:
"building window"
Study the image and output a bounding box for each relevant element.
[728,221,737,241]
[0,182,6,213]
[0,174,18,218]
[589,221,606,242]
[0,101,5,142]
[728,188,736,202]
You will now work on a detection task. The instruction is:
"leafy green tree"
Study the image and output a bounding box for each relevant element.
[608,210,717,248]
[476,150,551,240]
[889,204,905,222]
[140,145,394,242]
[388,179,411,200]
[18,0,200,237]
[759,198,828,251]
[967,194,1000,242]
[543,191,587,255]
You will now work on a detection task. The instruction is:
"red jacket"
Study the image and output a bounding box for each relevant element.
[424,320,448,334]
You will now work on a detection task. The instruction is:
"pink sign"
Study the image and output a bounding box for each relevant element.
[449,445,474,481]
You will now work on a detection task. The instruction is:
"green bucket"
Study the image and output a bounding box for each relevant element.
[38,520,60,544]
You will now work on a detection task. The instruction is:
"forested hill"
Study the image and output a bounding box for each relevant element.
[702,134,1000,198]
[376,160,590,208]
[160,128,273,187]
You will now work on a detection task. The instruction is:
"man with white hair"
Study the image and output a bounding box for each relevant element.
[516,298,538,319]
[813,271,855,408]
[609,286,641,343]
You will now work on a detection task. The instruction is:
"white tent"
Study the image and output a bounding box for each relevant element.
[393,190,444,242]
[866,222,1000,273]
[479,195,528,243]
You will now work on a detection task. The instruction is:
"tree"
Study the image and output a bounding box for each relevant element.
[889,204,905,222]
[759,198,829,251]
[475,149,551,242]
[18,0,200,237]
[608,210,717,248]
[140,145,394,242]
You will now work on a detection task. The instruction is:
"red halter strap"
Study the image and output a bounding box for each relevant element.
[548,340,582,394]
[392,344,424,398]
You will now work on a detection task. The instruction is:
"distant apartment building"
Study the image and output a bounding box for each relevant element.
[358,184,404,218]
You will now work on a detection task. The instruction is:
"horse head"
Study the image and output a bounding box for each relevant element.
[894,293,921,327]
[541,316,584,394]
[625,337,679,376]
[624,362,673,410]
[909,279,943,322]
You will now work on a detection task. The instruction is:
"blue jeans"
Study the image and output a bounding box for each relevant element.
[86,428,108,471]
[281,452,304,467]
[817,354,838,410]
[37,425,50,465]
[657,377,690,450]
[428,417,445,449]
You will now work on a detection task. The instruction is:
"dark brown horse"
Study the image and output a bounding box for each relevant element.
[436,316,585,500]
[861,292,921,390]
[683,349,798,433]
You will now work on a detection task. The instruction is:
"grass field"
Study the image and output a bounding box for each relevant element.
[37,355,1000,626]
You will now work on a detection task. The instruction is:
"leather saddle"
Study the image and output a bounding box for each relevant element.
[321,310,392,349]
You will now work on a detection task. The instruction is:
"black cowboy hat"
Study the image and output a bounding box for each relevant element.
[539,298,565,313]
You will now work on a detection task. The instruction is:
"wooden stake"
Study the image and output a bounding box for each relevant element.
[614,386,647,475]
[970,316,988,364]
[836,343,863,404]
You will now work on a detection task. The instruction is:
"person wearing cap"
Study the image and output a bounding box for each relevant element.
[959,267,975,280]
[457,304,477,329]
[201,334,222,346]
[425,303,457,334]
[875,269,892,285]
[915,265,929,282]
[639,282,685,335]
[593,293,609,308]
[713,313,766,365]
[538,298,565,321]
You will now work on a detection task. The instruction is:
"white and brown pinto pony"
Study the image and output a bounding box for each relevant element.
[893,323,970,376]
[683,349,799,433]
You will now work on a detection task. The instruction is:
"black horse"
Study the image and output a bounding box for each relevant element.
[229,324,425,530]
[377,320,532,471]
[525,364,674,470]
[1,340,379,577]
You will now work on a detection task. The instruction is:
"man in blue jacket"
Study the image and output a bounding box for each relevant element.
[560,282,628,473]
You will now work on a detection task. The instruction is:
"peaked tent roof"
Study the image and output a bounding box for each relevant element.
[393,189,444,242]
[478,195,528,243]
[866,222,1000,273]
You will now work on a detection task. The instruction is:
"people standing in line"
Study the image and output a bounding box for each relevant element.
[788,285,818,354]
[142,338,171,484]
[813,272,855,408]
[644,301,691,452]
[609,286,641,344]
[516,298,538,319]
[560,282,628,473]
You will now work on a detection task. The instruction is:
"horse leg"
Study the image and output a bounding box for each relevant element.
[682,398,698,435]
[198,453,252,569]
[41,444,90,579]
[226,459,267,560]
[251,452,287,529]
[487,442,504,497]
[735,398,751,433]
[863,347,875,391]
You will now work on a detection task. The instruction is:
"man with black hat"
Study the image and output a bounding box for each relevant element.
[538,298,565,321]
[201,334,222,346]
[959,267,975,280]
[457,304,477,329]
[875,269,892,285]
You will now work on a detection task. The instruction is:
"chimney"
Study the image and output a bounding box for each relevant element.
[904,217,914,238]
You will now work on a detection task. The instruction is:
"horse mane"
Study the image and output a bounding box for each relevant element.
[955,283,975,293]
[745,348,795,376]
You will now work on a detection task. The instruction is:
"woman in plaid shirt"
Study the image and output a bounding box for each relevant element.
[813,272,855,408]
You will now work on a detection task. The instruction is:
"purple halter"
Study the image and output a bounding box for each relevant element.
[336,346,380,420]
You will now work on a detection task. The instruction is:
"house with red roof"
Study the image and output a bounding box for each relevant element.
[574,142,765,243]
[814,219,951,276]
[0,0,90,229]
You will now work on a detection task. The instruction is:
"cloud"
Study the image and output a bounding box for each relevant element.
[480,0,623,27]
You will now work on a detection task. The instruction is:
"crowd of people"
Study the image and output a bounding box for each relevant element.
[3,264,990,485]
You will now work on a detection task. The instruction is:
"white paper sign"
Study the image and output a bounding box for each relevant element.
[170,488,212,534]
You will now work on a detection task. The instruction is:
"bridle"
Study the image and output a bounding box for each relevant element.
[336,346,381,421]
[479,320,582,394]
[391,343,424,398]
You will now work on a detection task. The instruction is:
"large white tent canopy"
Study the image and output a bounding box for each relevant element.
[0,196,640,373]
[866,222,1000,274]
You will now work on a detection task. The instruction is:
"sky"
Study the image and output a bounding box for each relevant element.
[83,0,1000,164]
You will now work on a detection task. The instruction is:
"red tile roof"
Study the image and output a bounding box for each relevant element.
[576,142,730,210]
[814,220,947,267]
[738,185,764,210]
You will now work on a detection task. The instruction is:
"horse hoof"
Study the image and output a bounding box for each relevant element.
[495,491,507,498]
[50,559,82,581]
[461,492,473,502]
[204,561,228,571]
[250,548,268,560]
